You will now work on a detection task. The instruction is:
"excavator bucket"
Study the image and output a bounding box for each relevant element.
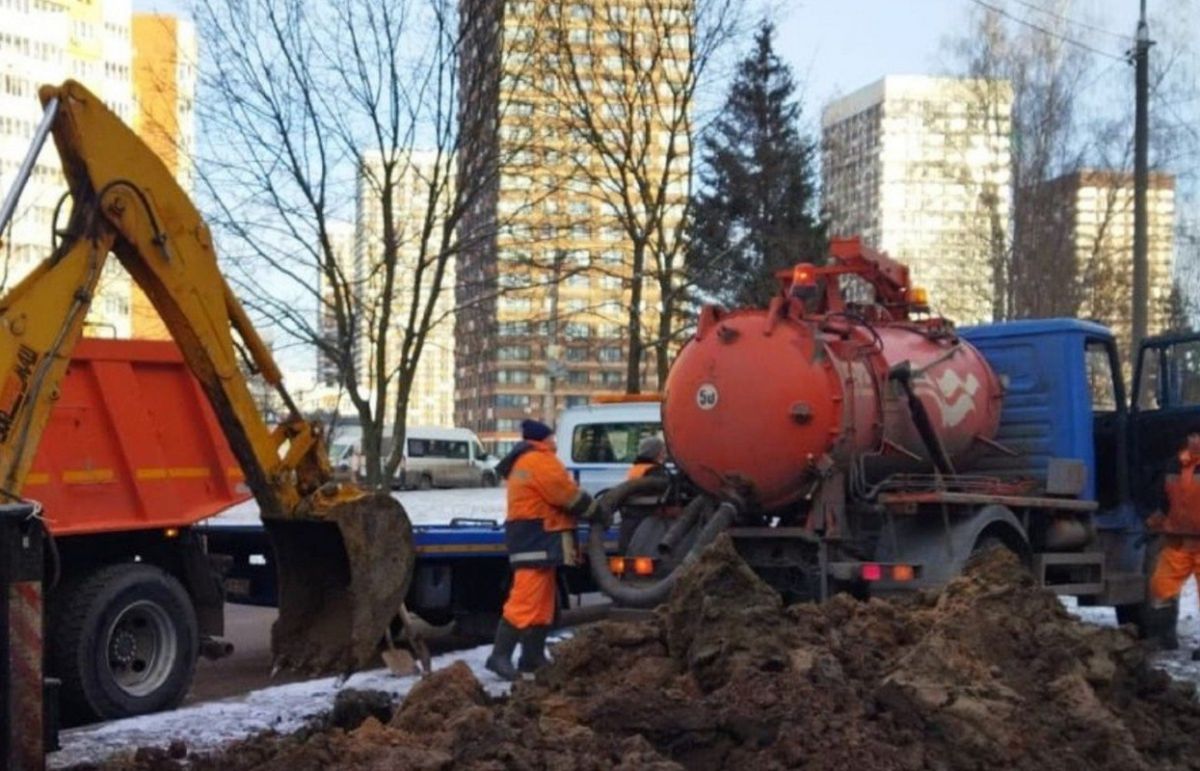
[263,491,414,673]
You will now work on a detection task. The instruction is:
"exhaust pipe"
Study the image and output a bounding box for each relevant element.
[199,636,234,660]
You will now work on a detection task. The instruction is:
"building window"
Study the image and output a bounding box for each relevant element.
[497,345,532,360]
[496,369,532,384]
[564,322,591,338]
[598,347,622,363]
[499,320,530,335]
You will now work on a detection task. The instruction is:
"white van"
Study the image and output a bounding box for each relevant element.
[400,426,498,490]
[555,398,663,496]
[329,424,497,489]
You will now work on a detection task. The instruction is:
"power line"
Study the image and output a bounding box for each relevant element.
[968,0,1127,62]
[1007,0,1132,44]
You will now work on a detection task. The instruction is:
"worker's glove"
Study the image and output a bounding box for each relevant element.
[566,490,595,520]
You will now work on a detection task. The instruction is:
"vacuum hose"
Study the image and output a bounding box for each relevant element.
[588,478,735,608]
[658,494,711,556]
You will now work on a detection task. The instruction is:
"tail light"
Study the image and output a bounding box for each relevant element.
[861,563,883,581]
[633,557,654,576]
[608,556,626,575]
[892,564,915,582]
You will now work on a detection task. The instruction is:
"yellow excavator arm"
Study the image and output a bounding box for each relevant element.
[0,80,413,673]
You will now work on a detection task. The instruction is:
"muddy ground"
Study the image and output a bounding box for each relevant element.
[72,536,1200,770]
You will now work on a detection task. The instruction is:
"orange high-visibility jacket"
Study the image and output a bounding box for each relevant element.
[504,440,589,566]
[627,461,661,481]
[1164,451,1200,535]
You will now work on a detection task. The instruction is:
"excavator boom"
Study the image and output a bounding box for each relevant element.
[0,81,413,673]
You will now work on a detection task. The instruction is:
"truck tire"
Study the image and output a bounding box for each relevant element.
[50,563,198,722]
[417,474,433,491]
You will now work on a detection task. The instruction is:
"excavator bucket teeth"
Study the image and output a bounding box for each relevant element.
[263,492,414,674]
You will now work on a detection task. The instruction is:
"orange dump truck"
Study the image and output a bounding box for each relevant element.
[29,337,251,722]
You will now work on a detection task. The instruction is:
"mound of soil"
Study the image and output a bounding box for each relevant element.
[80,537,1200,770]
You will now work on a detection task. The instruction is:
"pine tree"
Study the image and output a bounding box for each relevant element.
[687,22,825,308]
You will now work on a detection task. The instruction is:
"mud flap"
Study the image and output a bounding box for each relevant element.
[264,492,414,673]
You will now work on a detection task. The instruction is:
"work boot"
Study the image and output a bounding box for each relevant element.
[485,620,521,681]
[1144,599,1180,652]
[517,626,550,674]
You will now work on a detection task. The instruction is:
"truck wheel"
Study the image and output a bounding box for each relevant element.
[481,471,498,488]
[417,474,433,491]
[50,564,198,722]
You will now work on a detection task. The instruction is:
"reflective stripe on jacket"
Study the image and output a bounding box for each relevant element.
[503,439,586,567]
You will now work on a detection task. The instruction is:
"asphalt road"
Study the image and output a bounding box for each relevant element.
[185,603,305,705]
[184,603,479,705]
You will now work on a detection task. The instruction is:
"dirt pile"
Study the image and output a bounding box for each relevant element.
[79,537,1200,770]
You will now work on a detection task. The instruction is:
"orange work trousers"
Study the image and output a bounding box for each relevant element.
[1150,539,1200,603]
[502,566,557,629]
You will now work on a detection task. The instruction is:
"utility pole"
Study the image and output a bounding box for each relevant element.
[1131,0,1152,349]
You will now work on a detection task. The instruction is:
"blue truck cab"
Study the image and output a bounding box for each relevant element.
[960,319,1200,612]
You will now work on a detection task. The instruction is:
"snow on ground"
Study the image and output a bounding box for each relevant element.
[1064,579,1200,682]
[209,487,507,529]
[51,627,573,768]
[49,643,509,768]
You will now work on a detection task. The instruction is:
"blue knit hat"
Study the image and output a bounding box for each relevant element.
[521,419,553,441]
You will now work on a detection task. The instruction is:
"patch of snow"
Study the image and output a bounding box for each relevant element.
[1064,579,1200,683]
[49,643,512,768]
[204,488,507,529]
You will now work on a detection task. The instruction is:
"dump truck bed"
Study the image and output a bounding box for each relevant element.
[24,338,251,537]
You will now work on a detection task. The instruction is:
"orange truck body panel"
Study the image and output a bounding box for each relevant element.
[25,338,252,537]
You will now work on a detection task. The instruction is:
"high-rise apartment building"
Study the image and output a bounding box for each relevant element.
[129,12,197,339]
[455,0,688,452]
[325,151,458,429]
[1,0,135,334]
[1034,170,1175,354]
[822,75,1013,324]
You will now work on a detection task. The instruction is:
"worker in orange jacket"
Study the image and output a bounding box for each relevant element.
[620,435,668,552]
[1147,430,1200,658]
[486,419,593,680]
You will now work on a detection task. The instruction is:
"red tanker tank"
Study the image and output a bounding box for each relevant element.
[663,238,1004,511]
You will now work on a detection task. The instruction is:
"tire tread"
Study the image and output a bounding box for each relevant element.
[49,563,196,721]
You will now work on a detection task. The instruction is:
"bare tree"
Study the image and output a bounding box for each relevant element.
[946,3,1095,321]
[194,0,532,487]
[538,0,743,391]
[947,1,1198,331]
